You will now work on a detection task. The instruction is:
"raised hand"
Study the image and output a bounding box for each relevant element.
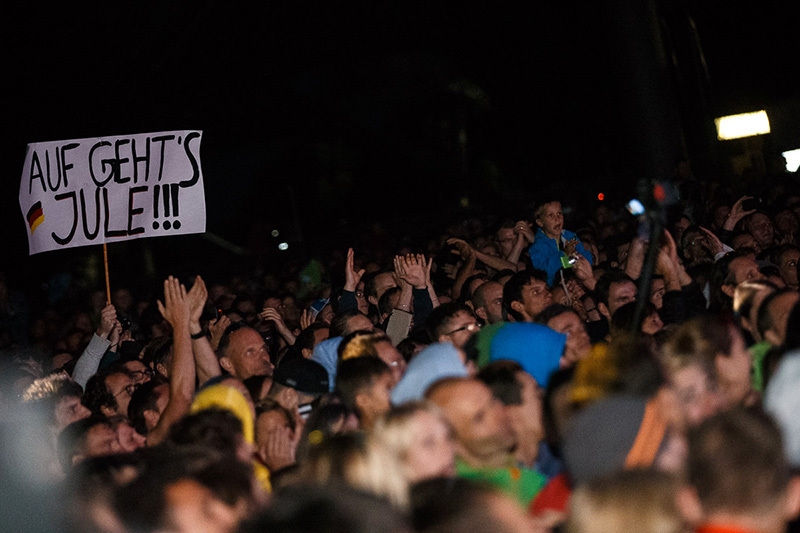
[108,320,122,350]
[186,275,209,324]
[344,247,366,292]
[261,426,297,472]
[157,276,190,329]
[564,238,579,257]
[698,226,725,257]
[723,196,756,231]
[208,315,231,350]
[396,254,427,289]
[96,303,118,339]
[446,237,475,260]
[299,308,314,330]
[514,220,535,243]
[573,254,595,290]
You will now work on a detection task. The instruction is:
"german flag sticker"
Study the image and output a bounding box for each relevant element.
[26,201,44,234]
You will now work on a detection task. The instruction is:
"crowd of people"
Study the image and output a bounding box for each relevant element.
[1,168,800,532]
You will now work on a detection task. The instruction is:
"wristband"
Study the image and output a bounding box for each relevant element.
[190,330,206,340]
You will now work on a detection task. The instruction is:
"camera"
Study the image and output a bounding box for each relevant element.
[742,197,764,211]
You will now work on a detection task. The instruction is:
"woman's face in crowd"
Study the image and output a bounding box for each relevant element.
[404,410,456,483]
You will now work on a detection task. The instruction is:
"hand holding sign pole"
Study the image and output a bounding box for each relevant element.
[19,130,206,299]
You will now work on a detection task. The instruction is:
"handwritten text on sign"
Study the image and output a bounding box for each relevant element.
[19,130,205,255]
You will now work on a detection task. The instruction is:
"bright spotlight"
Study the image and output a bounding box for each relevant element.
[782,149,800,173]
[278,242,289,251]
[714,110,770,140]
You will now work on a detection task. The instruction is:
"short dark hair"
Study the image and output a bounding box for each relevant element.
[334,357,390,414]
[256,398,297,433]
[57,415,112,473]
[593,270,634,308]
[82,371,120,415]
[537,303,575,325]
[378,286,401,318]
[294,322,330,354]
[708,251,748,313]
[424,301,474,342]
[477,360,525,405]
[165,407,244,457]
[329,309,368,338]
[502,269,547,321]
[127,378,166,436]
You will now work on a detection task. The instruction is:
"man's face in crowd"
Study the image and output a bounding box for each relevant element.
[517,278,552,321]
[441,310,482,349]
[115,420,146,452]
[222,327,274,380]
[358,372,394,425]
[475,282,504,325]
[83,423,125,459]
[731,233,761,255]
[54,395,91,433]
[683,231,714,265]
[547,311,591,366]
[603,280,637,319]
[105,372,137,417]
[430,380,515,462]
[370,272,398,306]
[374,339,407,384]
[505,371,544,443]
[536,202,563,240]
[123,359,152,385]
[728,256,765,286]
[496,227,517,257]
[747,213,774,248]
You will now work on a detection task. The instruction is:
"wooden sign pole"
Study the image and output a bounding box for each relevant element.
[103,243,111,304]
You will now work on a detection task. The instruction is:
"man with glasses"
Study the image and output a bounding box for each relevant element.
[81,367,139,418]
[425,302,482,350]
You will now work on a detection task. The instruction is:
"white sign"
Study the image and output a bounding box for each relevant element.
[19,130,206,255]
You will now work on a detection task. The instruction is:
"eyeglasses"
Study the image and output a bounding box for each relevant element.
[114,383,138,399]
[128,368,154,381]
[445,322,481,336]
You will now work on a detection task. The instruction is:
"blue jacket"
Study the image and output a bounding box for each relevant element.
[528,228,592,286]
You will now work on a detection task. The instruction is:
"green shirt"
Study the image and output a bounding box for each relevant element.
[750,341,772,392]
[455,457,547,506]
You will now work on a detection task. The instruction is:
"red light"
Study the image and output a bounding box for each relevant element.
[653,184,666,202]
[597,193,605,201]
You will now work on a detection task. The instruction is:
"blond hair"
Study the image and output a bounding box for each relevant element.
[370,400,452,481]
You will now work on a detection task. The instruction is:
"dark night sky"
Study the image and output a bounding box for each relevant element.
[3,0,797,288]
